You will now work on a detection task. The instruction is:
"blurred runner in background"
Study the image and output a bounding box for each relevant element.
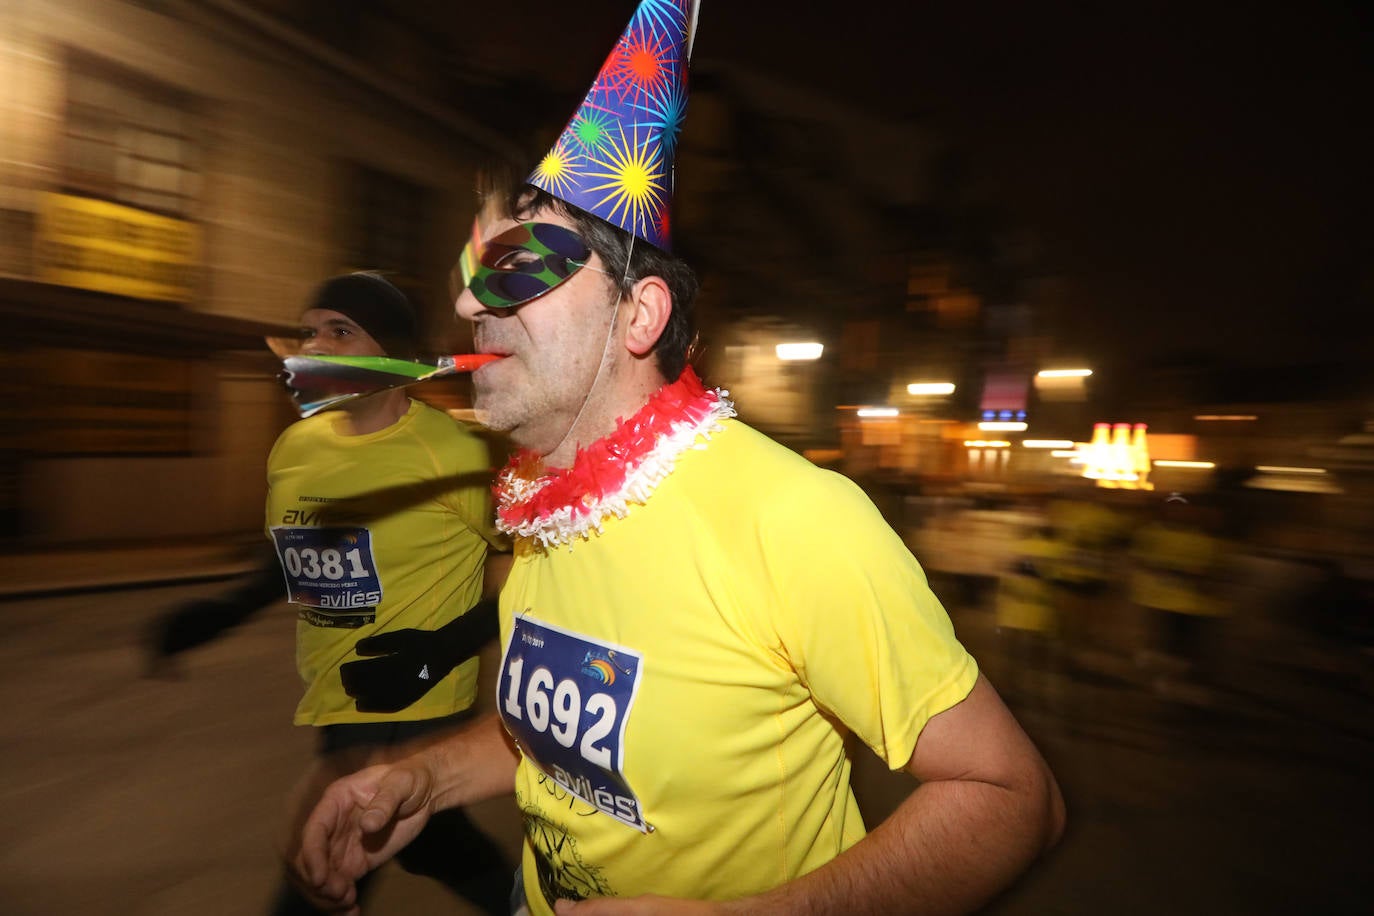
[151,272,512,914]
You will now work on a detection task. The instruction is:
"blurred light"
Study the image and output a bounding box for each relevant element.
[1255,465,1327,475]
[776,342,823,361]
[1195,414,1257,421]
[1036,368,1092,378]
[978,421,1027,431]
[963,440,1011,448]
[1022,439,1074,449]
[1050,449,1079,458]
[1155,460,1216,469]
[1246,472,1342,494]
[907,382,956,395]
[856,407,898,418]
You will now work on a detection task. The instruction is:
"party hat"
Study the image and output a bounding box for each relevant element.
[527,0,701,251]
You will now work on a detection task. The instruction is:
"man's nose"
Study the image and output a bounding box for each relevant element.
[454,286,483,322]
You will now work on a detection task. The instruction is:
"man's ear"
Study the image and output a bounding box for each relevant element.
[623,275,672,357]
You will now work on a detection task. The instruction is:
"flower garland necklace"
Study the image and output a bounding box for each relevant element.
[494,368,735,548]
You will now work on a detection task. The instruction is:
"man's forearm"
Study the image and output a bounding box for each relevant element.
[419,712,521,811]
[727,767,1063,916]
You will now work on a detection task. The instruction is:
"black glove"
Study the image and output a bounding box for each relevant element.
[340,599,499,713]
[145,559,284,675]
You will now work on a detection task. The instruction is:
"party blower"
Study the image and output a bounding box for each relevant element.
[280,353,498,417]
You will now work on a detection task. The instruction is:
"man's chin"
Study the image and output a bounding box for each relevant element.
[471,400,516,434]
[471,405,502,430]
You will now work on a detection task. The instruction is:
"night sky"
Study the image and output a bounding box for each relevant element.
[433,1,1374,374]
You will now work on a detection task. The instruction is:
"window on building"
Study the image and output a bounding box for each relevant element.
[22,348,194,456]
[348,165,427,282]
[62,53,200,218]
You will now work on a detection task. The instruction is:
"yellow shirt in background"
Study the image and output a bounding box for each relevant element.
[266,399,502,725]
[1129,521,1227,616]
[997,532,1067,634]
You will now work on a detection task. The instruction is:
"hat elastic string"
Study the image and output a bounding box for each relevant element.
[546,280,625,464]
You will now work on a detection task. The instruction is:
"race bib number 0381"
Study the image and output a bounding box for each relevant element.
[269,526,382,613]
[499,615,649,832]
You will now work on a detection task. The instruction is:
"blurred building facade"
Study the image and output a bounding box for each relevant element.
[4,0,1369,560]
[0,0,1009,550]
[0,0,519,547]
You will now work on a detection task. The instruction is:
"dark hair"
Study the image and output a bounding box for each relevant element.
[306,271,418,359]
[508,185,698,380]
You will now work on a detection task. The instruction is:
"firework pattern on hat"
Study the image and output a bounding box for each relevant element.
[528,0,698,251]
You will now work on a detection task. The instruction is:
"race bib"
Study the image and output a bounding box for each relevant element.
[269,526,382,626]
[499,615,649,832]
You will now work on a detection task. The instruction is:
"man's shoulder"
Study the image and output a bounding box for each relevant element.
[707,418,806,465]
[695,420,867,509]
[407,399,464,430]
[404,402,497,476]
[405,400,487,438]
[418,402,496,445]
[271,411,333,451]
[712,420,841,474]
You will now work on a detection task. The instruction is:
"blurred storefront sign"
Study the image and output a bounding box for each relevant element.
[979,367,1030,422]
[1080,422,1152,489]
[34,193,199,303]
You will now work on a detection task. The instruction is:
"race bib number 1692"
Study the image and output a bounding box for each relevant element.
[499,615,649,832]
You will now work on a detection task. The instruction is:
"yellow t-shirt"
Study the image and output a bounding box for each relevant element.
[1129,522,1227,616]
[996,532,1066,634]
[496,419,977,910]
[266,399,503,725]
[1048,498,1123,586]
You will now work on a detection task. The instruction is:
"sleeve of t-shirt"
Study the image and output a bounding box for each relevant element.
[437,421,507,550]
[762,468,978,771]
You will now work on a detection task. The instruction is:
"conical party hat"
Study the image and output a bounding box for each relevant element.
[527,0,701,251]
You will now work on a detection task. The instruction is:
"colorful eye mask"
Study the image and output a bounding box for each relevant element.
[459,221,594,309]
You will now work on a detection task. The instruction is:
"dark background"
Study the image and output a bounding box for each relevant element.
[420,0,1374,373]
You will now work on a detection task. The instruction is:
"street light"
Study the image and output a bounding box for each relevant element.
[776,342,823,361]
[907,382,955,396]
[1035,367,1092,402]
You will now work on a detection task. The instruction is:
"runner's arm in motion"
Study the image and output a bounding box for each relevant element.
[287,712,518,915]
[556,674,1065,916]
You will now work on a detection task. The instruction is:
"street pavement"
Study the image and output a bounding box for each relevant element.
[1,551,1370,914]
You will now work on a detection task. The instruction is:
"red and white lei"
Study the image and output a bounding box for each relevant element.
[494,368,735,548]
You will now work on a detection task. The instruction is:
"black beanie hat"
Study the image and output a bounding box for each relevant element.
[306,272,419,359]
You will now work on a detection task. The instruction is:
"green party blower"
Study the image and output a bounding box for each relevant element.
[280,353,498,417]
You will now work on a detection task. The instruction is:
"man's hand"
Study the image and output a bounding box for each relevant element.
[287,761,437,914]
[340,599,498,713]
[143,556,284,677]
